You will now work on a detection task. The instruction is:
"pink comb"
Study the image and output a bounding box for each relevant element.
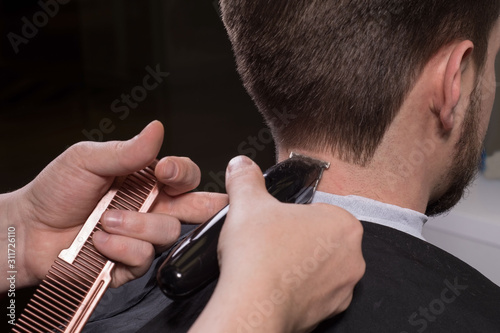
[14,162,163,333]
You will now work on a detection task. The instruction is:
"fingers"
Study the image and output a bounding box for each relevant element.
[156,156,201,196]
[225,156,270,206]
[152,192,229,223]
[100,210,181,252]
[92,231,155,285]
[70,120,164,177]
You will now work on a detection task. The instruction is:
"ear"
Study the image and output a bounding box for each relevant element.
[439,40,475,131]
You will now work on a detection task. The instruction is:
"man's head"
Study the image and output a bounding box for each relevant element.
[221,1,500,215]
[425,13,500,215]
[220,0,500,165]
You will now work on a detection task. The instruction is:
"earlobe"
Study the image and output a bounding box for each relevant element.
[440,40,474,131]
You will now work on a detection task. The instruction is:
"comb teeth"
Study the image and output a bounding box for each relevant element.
[14,163,163,333]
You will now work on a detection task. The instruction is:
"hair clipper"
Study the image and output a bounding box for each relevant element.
[157,153,330,300]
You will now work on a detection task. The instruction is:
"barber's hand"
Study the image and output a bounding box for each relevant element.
[190,156,365,333]
[9,121,223,290]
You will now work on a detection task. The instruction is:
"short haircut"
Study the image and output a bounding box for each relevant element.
[221,0,500,165]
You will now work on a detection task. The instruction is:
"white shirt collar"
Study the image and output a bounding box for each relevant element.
[312,192,428,240]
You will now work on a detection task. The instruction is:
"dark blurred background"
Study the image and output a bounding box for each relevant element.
[2,0,499,329]
[0,0,276,195]
[0,0,276,325]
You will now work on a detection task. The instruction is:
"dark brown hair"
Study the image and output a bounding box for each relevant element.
[221,0,500,165]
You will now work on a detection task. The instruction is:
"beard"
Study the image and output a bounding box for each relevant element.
[425,87,484,216]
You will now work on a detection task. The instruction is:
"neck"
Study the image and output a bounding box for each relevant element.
[277,148,432,214]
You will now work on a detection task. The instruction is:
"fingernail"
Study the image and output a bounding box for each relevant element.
[93,231,110,244]
[227,156,253,174]
[102,210,123,228]
[162,160,178,180]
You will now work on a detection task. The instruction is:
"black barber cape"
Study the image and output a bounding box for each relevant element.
[314,222,500,332]
[137,222,500,333]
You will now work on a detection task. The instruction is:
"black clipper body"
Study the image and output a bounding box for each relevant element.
[157,153,330,300]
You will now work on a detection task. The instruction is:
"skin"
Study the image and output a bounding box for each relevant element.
[4,16,497,333]
[279,19,500,219]
[96,19,500,332]
[191,157,364,333]
[0,121,228,289]
[180,21,500,331]
[0,122,365,332]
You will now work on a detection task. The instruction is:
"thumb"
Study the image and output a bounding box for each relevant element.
[225,156,270,206]
[73,120,164,176]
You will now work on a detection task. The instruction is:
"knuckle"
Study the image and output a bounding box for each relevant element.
[143,244,156,262]
[204,193,217,216]
[163,195,177,213]
[128,213,146,234]
[358,259,367,279]
[110,141,130,168]
[114,237,128,252]
[165,219,181,241]
[131,243,155,267]
[68,141,86,154]
[335,292,354,314]
[112,141,127,161]
[66,142,93,162]
[206,192,225,215]
[350,219,364,239]
[349,254,366,282]
[113,140,126,152]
